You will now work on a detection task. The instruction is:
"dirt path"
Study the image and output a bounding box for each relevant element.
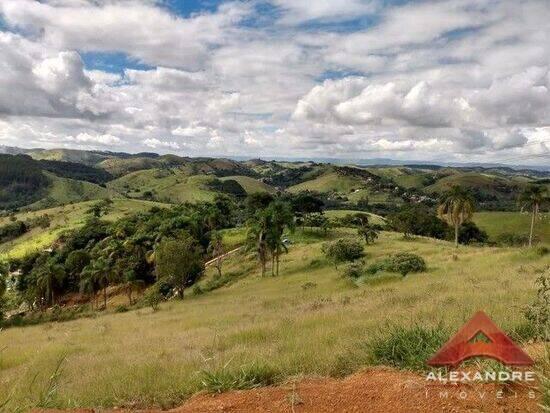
[205,247,242,267]
[36,367,542,413]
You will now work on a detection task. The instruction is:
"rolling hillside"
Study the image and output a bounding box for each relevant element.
[0,229,547,409]
[25,173,119,210]
[107,168,227,203]
[220,176,276,194]
[0,199,170,260]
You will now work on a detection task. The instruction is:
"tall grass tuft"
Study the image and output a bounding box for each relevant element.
[367,324,448,371]
[199,361,279,393]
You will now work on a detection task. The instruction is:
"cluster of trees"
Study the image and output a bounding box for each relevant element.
[7,195,239,311]
[2,191,328,315]
[0,215,51,243]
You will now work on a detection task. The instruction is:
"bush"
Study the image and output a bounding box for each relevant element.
[524,272,549,340]
[368,324,449,371]
[322,238,364,267]
[457,221,488,245]
[200,362,278,393]
[342,261,365,279]
[496,233,530,247]
[536,246,549,256]
[143,285,163,311]
[385,253,427,276]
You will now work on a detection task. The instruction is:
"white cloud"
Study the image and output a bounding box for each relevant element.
[143,138,180,150]
[0,0,549,163]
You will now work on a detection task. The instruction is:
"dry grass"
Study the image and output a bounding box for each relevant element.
[0,230,548,409]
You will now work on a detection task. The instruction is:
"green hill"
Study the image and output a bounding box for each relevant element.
[107,169,224,203]
[288,171,363,193]
[220,176,276,194]
[24,173,118,211]
[0,199,170,260]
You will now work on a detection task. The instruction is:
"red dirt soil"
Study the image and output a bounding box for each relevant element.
[35,367,542,413]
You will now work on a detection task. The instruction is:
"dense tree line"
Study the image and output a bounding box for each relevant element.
[39,159,113,185]
[0,154,49,209]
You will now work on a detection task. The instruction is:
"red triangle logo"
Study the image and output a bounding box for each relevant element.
[427,311,534,367]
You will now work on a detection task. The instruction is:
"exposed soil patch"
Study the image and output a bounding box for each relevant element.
[35,367,541,413]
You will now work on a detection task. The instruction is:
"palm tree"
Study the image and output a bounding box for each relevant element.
[246,210,272,277]
[36,261,66,308]
[123,269,144,305]
[266,201,295,276]
[80,258,110,309]
[519,185,547,247]
[437,185,475,248]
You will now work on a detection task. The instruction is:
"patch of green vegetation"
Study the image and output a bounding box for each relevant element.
[473,211,550,244]
[0,230,547,409]
[220,176,275,194]
[324,210,386,226]
[106,169,221,203]
[0,199,170,260]
[287,171,362,194]
[367,324,449,371]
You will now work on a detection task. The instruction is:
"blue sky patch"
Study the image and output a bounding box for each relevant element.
[81,52,154,74]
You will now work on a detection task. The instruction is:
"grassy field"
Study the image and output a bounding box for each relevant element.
[0,229,547,410]
[0,199,170,260]
[107,169,221,204]
[473,211,550,244]
[324,209,386,226]
[287,172,363,194]
[24,173,118,211]
[220,176,276,194]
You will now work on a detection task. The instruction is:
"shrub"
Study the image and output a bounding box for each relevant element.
[536,246,549,256]
[342,261,365,279]
[143,285,163,311]
[385,253,427,276]
[322,238,364,267]
[368,324,449,371]
[365,261,387,275]
[496,233,530,247]
[115,305,129,313]
[192,284,204,296]
[524,272,549,340]
[200,362,278,393]
[457,221,488,245]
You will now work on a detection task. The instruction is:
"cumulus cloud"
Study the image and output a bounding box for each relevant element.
[143,138,180,150]
[0,0,549,163]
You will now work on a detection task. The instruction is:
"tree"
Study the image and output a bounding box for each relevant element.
[358,223,379,245]
[80,257,110,309]
[246,209,272,277]
[155,233,204,299]
[65,250,90,278]
[519,185,548,247]
[266,201,295,276]
[208,230,224,278]
[246,193,274,216]
[123,269,143,305]
[35,260,66,308]
[291,193,324,229]
[87,199,113,218]
[437,186,475,248]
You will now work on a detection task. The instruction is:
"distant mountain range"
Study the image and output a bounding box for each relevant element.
[2,145,548,173]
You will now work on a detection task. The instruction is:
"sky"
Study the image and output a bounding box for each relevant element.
[0,0,549,165]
